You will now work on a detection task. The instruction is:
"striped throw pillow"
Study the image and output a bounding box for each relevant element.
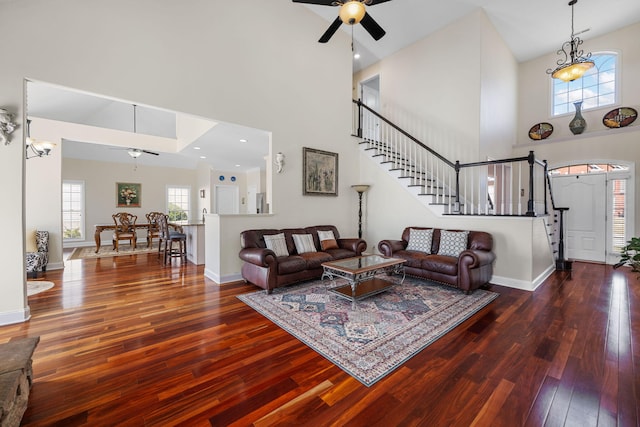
[293,234,317,254]
[264,233,289,257]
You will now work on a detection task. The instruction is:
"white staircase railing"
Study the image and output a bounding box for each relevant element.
[352,99,549,217]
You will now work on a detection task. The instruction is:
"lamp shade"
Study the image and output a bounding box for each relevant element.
[551,60,594,82]
[351,184,370,193]
[339,1,366,25]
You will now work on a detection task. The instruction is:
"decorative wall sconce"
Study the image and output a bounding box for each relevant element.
[200,189,206,198]
[25,119,55,159]
[0,108,18,146]
[351,184,370,239]
[275,152,285,173]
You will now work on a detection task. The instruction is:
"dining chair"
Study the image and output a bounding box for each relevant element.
[112,212,137,252]
[145,212,164,248]
[157,213,187,264]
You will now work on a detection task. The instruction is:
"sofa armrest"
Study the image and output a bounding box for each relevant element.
[337,238,367,255]
[458,249,496,269]
[239,247,277,268]
[378,239,407,256]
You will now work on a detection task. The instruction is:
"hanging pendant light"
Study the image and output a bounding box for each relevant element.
[547,0,594,82]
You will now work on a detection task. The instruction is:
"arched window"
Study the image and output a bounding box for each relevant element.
[551,52,618,116]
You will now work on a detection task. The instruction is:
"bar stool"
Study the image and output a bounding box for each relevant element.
[157,214,187,264]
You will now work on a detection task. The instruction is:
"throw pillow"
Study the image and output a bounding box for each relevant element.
[264,233,289,257]
[317,230,335,241]
[406,228,433,253]
[293,234,317,254]
[317,230,338,250]
[321,239,339,250]
[437,230,470,257]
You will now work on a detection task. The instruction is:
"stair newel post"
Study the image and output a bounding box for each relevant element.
[526,151,536,216]
[555,207,572,271]
[453,160,461,214]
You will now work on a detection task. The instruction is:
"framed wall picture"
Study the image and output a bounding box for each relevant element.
[116,182,141,207]
[303,147,338,196]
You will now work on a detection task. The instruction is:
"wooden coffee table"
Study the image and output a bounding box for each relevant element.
[321,255,406,302]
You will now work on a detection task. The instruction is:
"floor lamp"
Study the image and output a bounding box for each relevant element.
[351,184,370,239]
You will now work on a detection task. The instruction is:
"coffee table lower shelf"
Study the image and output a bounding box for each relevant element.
[329,277,396,302]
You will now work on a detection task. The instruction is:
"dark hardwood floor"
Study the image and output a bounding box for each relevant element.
[2,253,638,426]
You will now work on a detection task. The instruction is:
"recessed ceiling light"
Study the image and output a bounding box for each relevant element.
[235,164,241,167]
[239,139,247,143]
[193,146,201,150]
[354,52,361,59]
[200,156,206,159]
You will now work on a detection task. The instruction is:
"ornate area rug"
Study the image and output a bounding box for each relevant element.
[68,244,159,260]
[238,276,498,386]
[27,280,55,296]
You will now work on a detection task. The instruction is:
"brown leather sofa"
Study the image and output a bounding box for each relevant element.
[378,227,495,293]
[239,225,367,293]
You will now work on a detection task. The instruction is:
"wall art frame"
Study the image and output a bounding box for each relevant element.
[303,147,338,196]
[116,182,141,208]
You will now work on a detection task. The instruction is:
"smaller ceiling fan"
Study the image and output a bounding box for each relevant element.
[109,147,160,158]
[293,0,391,43]
[126,148,159,158]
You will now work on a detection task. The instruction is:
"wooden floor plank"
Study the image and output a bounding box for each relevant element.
[0,253,636,426]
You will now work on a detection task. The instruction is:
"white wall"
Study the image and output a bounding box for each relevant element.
[479,11,518,160]
[0,0,359,324]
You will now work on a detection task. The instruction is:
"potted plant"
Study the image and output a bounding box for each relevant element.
[613,237,640,272]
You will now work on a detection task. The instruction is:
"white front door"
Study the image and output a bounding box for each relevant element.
[551,173,606,262]
[215,185,239,214]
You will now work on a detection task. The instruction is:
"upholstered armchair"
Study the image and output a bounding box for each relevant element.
[112,212,137,252]
[26,230,49,278]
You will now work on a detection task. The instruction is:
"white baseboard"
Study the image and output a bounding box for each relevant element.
[204,269,243,285]
[46,261,64,271]
[0,307,31,326]
[490,264,555,292]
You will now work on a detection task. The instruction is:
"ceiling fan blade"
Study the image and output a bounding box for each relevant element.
[292,0,335,5]
[319,17,343,43]
[142,149,159,156]
[360,12,386,41]
[369,0,393,5]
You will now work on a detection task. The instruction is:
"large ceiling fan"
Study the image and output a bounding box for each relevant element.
[293,0,391,43]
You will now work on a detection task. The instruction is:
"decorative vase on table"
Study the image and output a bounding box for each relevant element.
[569,101,586,135]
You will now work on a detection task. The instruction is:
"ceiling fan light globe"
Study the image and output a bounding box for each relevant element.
[128,149,142,158]
[339,1,366,25]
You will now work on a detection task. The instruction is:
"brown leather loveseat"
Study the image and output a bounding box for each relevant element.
[239,225,367,293]
[378,227,495,294]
